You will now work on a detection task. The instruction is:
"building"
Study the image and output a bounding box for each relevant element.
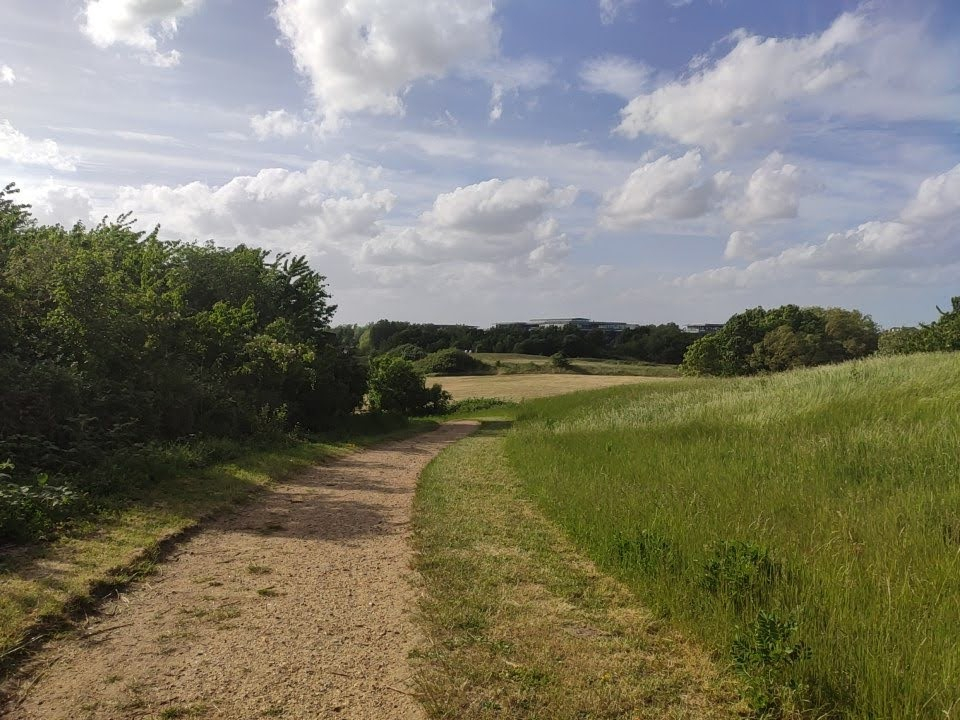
[494,318,640,332]
[683,323,724,334]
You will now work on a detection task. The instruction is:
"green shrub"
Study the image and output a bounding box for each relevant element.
[367,356,451,416]
[550,352,571,369]
[384,343,428,361]
[0,461,83,542]
[416,348,489,375]
[732,611,811,717]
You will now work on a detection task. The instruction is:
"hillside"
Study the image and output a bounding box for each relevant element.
[505,353,960,718]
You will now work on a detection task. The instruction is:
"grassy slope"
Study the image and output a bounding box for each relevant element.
[503,353,960,718]
[0,418,434,669]
[413,421,742,719]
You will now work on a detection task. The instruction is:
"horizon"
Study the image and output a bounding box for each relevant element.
[3,0,960,328]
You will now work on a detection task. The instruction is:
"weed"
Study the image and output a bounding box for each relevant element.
[246,564,272,575]
[731,611,811,717]
[700,540,779,607]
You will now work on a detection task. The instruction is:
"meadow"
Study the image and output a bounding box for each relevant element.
[434,373,674,402]
[472,353,681,377]
[501,353,960,718]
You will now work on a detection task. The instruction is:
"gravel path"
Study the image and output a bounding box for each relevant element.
[2,421,478,720]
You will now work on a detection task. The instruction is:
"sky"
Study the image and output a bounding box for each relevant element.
[2,0,960,328]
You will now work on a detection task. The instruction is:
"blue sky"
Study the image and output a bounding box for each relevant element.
[2,0,960,327]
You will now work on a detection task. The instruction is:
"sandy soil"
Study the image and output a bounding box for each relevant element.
[1,421,478,720]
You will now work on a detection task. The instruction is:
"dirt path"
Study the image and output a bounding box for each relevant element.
[1,421,479,720]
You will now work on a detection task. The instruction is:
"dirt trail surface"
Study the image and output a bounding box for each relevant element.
[2,421,479,720]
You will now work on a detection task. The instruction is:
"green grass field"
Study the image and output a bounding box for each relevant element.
[471,353,679,377]
[502,353,960,718]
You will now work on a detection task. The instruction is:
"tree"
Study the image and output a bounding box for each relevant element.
[366,356,450,415]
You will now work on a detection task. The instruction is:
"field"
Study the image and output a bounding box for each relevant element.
[501,353,960,718]
[433,373,675,401]
[472,353,680,377]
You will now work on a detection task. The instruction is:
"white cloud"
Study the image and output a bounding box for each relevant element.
[0,65,15,85]
[20,181,94,226]
[617,10,960,156]
[361,177,577,268]
[110,158,394,248]
[580,55,652,99]
[598,0,638,24]
[250,109,310,140]
[600,150,733,228]
[81,0,204,67]
[680,162,960,289]
[480,57,552,123]
[274,0,498,128]
[725,152,806,224]
[0,120,78,171]
[724,230,759,260]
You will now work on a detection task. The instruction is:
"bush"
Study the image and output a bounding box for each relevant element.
[367,356,451,416]
[384,343,428,361]
[0,462,83,542]
[550,352,571,369]
[416,348,488,375]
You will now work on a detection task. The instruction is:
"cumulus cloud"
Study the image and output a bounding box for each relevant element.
[361,177,577,268]
[724,230,759,261]
[19,182,94,226]
[110,158,394,248]
[580,55,652,99]
[724,152,810,224]
[274,0,498,128]
[250,109,310,140]
[81,0,203,67]
[680,162,960,289]
[0,120,78,171]
[1,65,15,85]
[600,150,733,228]
[617,10,960,155]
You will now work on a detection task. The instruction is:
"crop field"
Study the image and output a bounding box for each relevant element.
[433,373,675,402]
[502,353,960,718]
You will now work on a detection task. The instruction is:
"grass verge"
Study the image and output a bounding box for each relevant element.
[0,416,435,675]
[504,353,960,718]
[412,420,742,719]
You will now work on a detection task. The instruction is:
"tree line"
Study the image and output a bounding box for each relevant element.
[337,318,697,365]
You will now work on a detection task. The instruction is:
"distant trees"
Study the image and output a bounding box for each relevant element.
[348,318,698,364]
[878,297,960,355]
[680,305,879,376]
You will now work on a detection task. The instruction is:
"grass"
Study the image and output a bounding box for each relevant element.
[503,352,960,718]
[412,421,742,719]
[472,352,680,377]
[0,416,436,673]
[433,373,675,402]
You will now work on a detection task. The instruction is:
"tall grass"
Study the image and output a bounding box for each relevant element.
[504,353,960,718]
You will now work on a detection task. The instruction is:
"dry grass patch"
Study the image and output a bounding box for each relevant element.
[433,373,674,402]
[412,422,743,719]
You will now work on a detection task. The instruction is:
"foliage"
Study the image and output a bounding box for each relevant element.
[345,318,696,364]
[0,182,366,541]
[550,352,571,369]
[681,305,879,376]
[366,356,451,415]
[416,348,489,375]
[732,612,811,718]
[384,342,428,361]
[0,461,83,542]
[443,397,516,415]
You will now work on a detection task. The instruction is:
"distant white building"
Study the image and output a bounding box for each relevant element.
[683,323,724,334]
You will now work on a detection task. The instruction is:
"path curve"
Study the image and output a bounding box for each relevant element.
[2,421,479,720]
